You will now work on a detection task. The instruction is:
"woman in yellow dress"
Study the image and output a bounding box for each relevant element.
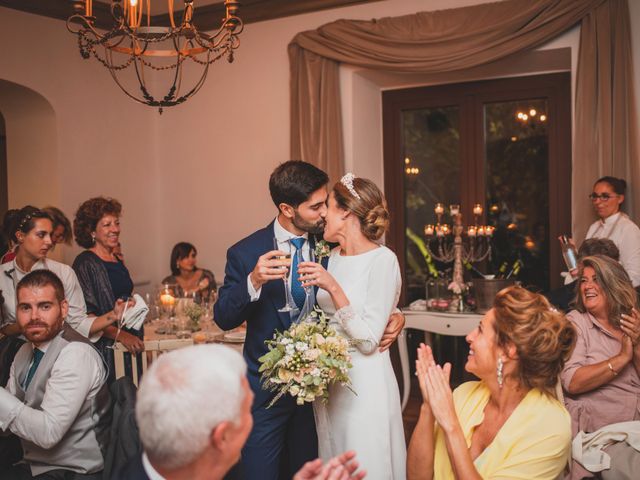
[407,286,576,480]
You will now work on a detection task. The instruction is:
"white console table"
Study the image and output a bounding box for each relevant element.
[398,310,482,411]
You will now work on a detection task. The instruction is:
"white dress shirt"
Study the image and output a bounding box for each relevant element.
[0,340,105,448]
[585,212,640,286]
[0,258,101,340]
[247,217,311,301]
[142,452,167,480]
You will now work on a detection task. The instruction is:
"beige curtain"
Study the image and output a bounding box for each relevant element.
[289,0,638,238]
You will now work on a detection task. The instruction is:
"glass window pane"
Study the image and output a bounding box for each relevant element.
[403,106,460,302]
[484,99,550,291]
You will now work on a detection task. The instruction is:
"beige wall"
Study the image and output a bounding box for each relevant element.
[0,0,639,291]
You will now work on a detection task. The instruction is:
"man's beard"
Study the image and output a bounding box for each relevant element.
[292,211,325,235]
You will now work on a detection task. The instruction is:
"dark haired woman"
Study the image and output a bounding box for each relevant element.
[42,206,73,249]
[161,242,216,302]
[0,206,127,382]
[298,173,405,478]
[583,177,640,286]
[72,197,144,381]
[407,286,575,480]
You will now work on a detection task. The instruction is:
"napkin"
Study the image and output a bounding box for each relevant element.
[121,294,148,331]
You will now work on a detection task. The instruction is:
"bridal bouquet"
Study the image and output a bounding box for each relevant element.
[258,307,354,407]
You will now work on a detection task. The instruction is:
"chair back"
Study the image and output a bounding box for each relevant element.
[113,339,193,387]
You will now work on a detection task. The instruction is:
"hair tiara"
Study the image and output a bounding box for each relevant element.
[340,173,361,200]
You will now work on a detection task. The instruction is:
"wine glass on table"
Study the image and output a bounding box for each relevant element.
[273,237,299,314]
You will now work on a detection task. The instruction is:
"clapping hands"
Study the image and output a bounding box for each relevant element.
[415,343,457,431]
[294,451,366,480]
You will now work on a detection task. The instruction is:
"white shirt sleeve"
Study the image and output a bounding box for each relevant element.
[333,250,401,354]
[617,221,640,287]
[60,266,102,342]
[0,343,105,449]
[247,274,262,302]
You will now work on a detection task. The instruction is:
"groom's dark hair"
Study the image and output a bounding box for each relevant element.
[269,160,329,208]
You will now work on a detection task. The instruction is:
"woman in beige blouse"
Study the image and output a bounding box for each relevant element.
[561,254,640,478]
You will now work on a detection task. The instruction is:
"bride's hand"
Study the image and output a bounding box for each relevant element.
[298,261,338,291]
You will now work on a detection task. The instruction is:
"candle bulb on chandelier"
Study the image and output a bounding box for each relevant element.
[434,203,445,216]
[477,226,486,236]
[467,226,477,237]
[424,225,435,236]
[441,224,450,236]
[473,204,483,216]
[485,226,495,237]
[449,204,460,216]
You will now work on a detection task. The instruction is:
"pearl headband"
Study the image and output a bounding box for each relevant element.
[340,173,361,200]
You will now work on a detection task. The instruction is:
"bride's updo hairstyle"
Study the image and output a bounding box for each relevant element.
[493,286,576,395]
[333,174,390,241]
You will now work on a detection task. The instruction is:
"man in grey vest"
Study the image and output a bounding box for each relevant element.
[0,269,110,479]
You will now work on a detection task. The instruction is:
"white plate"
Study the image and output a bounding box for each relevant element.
[223,331,246,343]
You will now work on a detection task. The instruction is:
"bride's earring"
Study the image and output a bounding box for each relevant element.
[496,357,504,388]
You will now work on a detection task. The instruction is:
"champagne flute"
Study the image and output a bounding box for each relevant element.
[296,247,315,320]
[108,297,131,349]
[273,237,299,314]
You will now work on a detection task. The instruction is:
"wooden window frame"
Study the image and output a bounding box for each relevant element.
[383,73,572,304]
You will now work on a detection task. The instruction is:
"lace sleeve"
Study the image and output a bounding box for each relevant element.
[334,305,377,354]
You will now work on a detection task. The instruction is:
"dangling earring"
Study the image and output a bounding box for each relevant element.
[497,357,504,388]
[91,234,96,245]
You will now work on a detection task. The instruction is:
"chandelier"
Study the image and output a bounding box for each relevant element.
[67,0,243,112]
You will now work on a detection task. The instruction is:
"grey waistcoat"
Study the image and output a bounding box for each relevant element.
[11,324,111,475]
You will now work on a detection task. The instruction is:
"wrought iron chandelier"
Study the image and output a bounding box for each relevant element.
[67,0,243,112]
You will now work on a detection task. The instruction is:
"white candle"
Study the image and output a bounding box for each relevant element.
[424,224,435,236]
[467,226,477,237]
[434,203,445,216]
[473,204,483,216]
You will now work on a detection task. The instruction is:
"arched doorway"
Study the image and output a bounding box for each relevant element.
[0,79,59,210]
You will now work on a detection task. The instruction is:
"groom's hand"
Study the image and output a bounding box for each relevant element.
[379,311,405,352]
[250,250,291,291]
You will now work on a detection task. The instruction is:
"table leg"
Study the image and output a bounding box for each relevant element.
[399,328,410,412]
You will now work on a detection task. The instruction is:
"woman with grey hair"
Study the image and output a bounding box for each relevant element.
[561,255,640,479]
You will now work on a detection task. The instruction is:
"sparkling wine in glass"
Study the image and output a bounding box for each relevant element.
[273,237,299,314]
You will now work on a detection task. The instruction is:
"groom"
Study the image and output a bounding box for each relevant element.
[215,160,404,480]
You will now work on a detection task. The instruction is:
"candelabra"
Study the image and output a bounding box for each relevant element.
[424,203,493,312]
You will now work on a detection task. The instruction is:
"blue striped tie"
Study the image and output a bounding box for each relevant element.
[290,237,306,310]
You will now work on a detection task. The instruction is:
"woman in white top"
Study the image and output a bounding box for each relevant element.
[583,177,640,287]
[0,206,128,339]
[298,174,405,480]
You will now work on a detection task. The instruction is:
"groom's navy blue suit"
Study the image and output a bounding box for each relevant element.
[214,221,320,480]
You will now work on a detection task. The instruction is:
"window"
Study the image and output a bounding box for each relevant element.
[383,73,571,304]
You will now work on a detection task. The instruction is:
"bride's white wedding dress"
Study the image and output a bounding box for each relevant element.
[315,246,406,480]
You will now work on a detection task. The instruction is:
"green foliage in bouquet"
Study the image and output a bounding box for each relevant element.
[258,307,354,408]
[183,303,205,331]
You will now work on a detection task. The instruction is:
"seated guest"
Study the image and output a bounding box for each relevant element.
[561,255,640,479]
[1,208,19,264]
[0,206,128,339]
[42,206,73,252]
[547,238,620,311]
[118,344,366,480]
[407,285,576,480]
[161,242,216,303]
[0,270,110,479]
[72,197,144,382]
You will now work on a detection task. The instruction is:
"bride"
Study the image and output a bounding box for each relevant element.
[298,173,406,479]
